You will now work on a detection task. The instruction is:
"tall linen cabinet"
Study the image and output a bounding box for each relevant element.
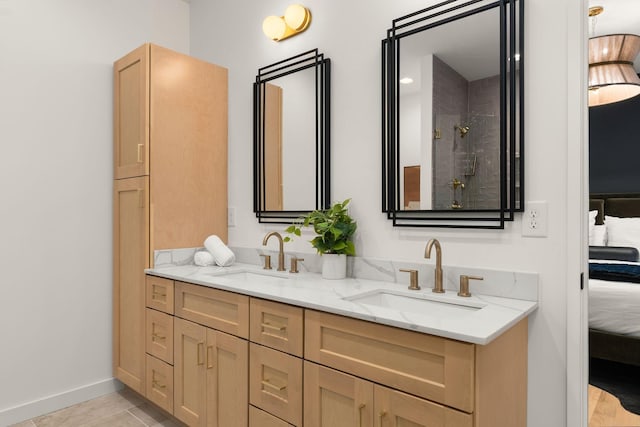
[113,43,228,394]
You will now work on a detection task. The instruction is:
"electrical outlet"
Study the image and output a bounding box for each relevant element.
[522,201,548,237]
[228,207,236,227]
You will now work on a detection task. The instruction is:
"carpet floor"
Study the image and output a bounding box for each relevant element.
[590,358,640,415]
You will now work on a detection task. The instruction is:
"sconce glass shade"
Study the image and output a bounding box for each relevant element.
[284,4,311,31]
[588,34,640,107]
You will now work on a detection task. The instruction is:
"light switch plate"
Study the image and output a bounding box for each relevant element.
[522,201,548,237]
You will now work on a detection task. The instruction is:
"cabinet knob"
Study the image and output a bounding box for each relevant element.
[458,275,483,297]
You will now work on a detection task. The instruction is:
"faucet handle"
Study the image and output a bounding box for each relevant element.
[260,254,272,270]
[289,257,304,273]
[400,269,421,290]
[458,275,483,297]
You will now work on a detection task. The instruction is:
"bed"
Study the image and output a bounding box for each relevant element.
[589,193,640,367]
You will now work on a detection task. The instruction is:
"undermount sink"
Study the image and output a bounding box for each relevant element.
[344,289,485,316]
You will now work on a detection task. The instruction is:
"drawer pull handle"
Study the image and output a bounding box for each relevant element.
[261,379,287,392]
[137,144,144,163]
[358,403,365,427]
[379,410,387,427]
[197,342,205,365]
[261,322,286,332]
[207,345,214,369]
[151,333,166,340]
[152,291,166,298]
[152,380,166,389]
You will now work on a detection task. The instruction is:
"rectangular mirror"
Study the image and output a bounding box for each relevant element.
[382,0,524,228]
[253,49,331,223]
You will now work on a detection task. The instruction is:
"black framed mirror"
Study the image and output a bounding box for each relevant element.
[382,0,523,228]
[253,49,331,223]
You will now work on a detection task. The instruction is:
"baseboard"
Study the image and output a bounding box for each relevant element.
[0,378,122,426]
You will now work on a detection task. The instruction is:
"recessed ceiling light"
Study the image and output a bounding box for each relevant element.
[400,77,414,84]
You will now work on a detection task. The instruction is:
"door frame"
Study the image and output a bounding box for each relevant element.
[565,0,589,426]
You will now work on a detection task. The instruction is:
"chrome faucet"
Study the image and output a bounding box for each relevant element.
[424,238,444,293]
[262,231,286,271]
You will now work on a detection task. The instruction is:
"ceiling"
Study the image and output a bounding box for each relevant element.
[588,0,640,71]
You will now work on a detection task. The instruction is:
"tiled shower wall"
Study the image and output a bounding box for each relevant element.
[431,55,501,210]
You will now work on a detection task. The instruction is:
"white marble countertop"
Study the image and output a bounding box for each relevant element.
[146,263,537,345]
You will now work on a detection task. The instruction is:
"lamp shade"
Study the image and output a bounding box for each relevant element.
[589,34,640,107]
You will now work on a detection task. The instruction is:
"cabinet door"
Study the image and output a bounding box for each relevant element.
[174,318,207,426]
[114,43,148,179]
[113,177,149,394]
[374,385,472,427]
[206,329,249,427]
[304,362,374,427]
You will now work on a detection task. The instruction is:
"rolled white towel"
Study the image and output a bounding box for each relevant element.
[204,235,236,267]
[194,251,215,267]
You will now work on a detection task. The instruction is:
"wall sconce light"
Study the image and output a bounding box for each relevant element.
[263,4,311,42]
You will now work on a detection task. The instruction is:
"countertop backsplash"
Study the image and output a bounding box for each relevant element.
[153,246,538,302]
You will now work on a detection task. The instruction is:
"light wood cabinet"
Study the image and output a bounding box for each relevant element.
[305,310,528,427]
[249,343,302,426]
[304,361,374,427]
[146,275,174,314]
[146,354,174,414]
[250,405,293,427]
[174,317,248,427]
[113,42,227,396]
[304,361,472,427]
[113,177,149,394]
[146,308,174,364]
[249,298,303,357]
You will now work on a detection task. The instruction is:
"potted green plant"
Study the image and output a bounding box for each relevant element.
[284,199,357,279]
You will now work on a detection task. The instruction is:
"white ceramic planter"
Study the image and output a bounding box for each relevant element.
[322,253,347,279]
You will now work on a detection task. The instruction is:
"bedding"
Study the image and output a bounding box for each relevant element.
[588,194,640,366]
[590,277,640,338]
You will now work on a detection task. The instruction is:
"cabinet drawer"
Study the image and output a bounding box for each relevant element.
[304,310,475,413]
[146,309,173,364]
[375,384,472,427]
[250,343,302,427]
[145,354,173,414]
[249,405,293,427]
[175,281,249,338]
[146,275,174,314]
[250,298,303,357]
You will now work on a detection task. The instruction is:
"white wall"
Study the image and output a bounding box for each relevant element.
[190,1,581,426]
[0,1,189,424]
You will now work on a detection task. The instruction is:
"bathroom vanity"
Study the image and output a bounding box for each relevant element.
[141,262,536,427]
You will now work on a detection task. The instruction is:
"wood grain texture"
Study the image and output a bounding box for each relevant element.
[145,275,174,314]
[175,281,249,339]
[113,177,149,394]
[304,310,475,413]
[249,298,303,357]
[249,343,302,426]
[145,308,174,364]
[174,318,207,426]
[149,44,228,250]
[145,354,174,414]
[474,318,527,427]
[303,361,374,427]
[250,405,292,427]
[206,330,249,427]
[588,385,640,426]
[114,44,148,179]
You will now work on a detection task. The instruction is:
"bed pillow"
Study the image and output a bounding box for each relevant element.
[605,215,640,254]
[588,210,598,243]
[590,224,607,246]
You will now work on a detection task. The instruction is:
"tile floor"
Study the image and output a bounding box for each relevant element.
[10,388,186,427]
